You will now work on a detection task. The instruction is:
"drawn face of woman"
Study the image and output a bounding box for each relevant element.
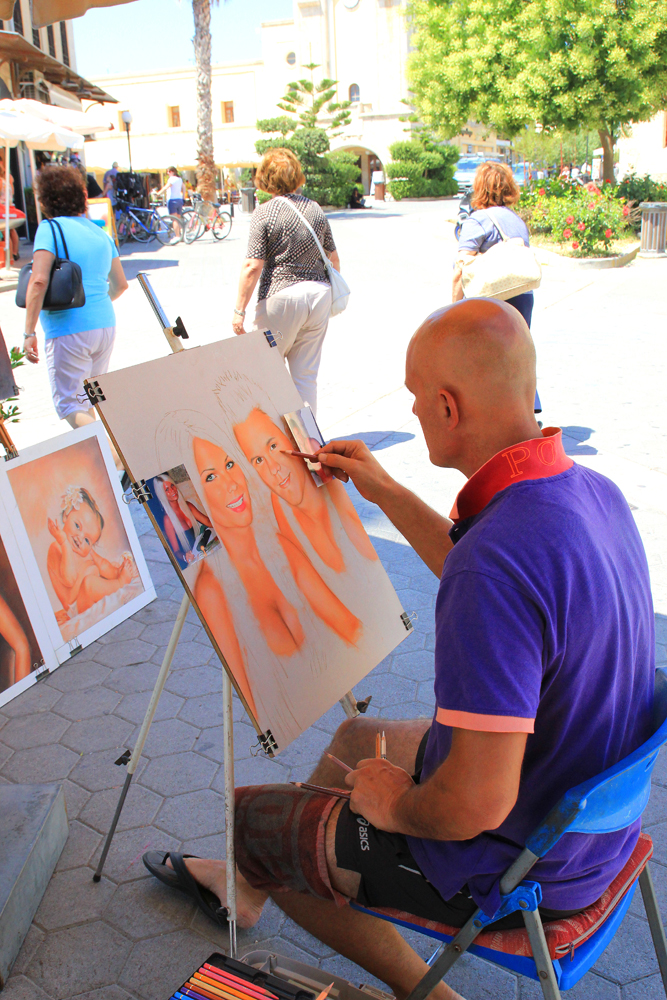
[234,409,307,508]
[63,505,102,558]
[193,437,252,530]
[162,479,180,506]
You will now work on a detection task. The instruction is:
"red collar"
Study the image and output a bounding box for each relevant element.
[450,427,573,524]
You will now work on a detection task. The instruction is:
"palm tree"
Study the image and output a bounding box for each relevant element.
[192,0,217,203]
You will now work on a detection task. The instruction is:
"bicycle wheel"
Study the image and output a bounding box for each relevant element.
[183,212,203,244]
[131,214,154,242]
[155,214,183,246]
[212,211,232,241]
[116,212,130,245]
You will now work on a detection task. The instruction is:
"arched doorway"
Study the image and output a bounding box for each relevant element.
[335,145,384,194]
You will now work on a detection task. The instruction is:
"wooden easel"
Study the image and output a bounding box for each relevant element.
[92,275,366,955]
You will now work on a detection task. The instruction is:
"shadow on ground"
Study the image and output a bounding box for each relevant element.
[561,425,598,456]
[335,430,415,451]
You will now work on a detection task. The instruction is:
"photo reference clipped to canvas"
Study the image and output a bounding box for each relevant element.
[0,422,156,693]
[87,331,411,752]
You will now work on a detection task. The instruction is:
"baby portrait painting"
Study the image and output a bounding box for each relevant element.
[1,424,154,659]
[87,333,409,751]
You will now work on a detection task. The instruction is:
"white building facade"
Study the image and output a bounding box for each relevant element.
[85,0,414,191]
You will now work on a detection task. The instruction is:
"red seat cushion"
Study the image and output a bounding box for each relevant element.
[358,832,653,961]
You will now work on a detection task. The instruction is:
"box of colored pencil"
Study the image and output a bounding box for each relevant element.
[168,953,316,1000]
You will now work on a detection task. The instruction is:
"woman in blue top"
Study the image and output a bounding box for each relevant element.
[452,161,541,412]
[22,165,128,435]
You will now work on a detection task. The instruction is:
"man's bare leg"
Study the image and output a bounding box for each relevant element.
[310,716,430,786]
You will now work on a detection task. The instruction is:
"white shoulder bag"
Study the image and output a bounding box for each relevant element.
[276,197,350,317]
[460,209,542,301]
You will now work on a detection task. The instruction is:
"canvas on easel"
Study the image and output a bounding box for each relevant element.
[0,423,155,664]
[86,331,412,753]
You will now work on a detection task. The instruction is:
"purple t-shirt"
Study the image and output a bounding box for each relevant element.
[407,453,654,918]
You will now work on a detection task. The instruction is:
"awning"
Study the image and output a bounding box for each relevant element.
[0,0,138,27]
[0,30,117,103]
[2,97,114,133]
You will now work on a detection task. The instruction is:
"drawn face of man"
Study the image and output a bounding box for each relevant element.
[193,437,252,530]
[234,409,307,508]
[63,505,102,558]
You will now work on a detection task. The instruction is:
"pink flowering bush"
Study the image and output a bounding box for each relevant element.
[523,182,630,255]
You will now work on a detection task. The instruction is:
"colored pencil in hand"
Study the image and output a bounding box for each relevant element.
[325,751,353,773]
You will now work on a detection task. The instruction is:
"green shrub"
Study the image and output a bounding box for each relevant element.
[387,136,458,200]
[255,127,360,207]
[528,182,630,255]
[616,173,667,205]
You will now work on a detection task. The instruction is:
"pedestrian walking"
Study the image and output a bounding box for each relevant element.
[157,166,185,216]
[21,165,128,451]
[232,148,341,415]
[102,161,119,205]
[452,161,542,414]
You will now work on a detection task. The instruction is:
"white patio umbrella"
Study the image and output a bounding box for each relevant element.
[0,105,84,275]
[0,98,115,136]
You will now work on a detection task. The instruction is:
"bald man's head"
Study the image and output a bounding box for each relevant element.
[405,299,540,475]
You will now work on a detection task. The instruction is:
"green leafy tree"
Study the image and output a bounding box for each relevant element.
[386,136,458,200]
[407,0,667,183]
[254,69,359,207]
[0,346,25,424]
[276,64,352,133]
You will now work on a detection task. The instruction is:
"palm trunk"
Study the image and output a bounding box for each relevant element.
[193,0,217,203]
[598,128,615,186]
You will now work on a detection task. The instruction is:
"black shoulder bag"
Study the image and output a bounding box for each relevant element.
[16,219,86,311]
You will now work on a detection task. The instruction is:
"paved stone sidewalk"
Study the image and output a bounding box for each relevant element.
[1,199,666,998]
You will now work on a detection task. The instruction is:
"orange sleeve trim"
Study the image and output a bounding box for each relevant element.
[436,707,535,734]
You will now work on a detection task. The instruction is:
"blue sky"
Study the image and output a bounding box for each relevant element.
[73,0,293,79]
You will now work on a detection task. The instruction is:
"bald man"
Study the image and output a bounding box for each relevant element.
[145,300,653,1000]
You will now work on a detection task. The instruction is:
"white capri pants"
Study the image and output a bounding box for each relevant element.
[253,280,332,415]
[44,327,116,420]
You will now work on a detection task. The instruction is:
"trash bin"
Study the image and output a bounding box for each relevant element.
[374,182,385,202]
[241,187,256,213]
[639,202,667,257]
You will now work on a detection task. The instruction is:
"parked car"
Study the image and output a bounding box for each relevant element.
[454,155,503,192]
[512,163,535,187]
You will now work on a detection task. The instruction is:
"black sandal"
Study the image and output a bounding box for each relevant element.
[143,850,228,926]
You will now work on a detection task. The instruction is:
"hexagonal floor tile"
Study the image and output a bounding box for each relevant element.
[96,619,148,646]
[55,820,102,872]
[193,722,258,764]
[140,752,218,797]
[93,640,157,669]
[33,867,115,931]
[0,683,62,718]
[1,743,80,783]
[351,674,418,712]
[53,687,122,722]
[119,929,216,1000]
[90,826,180,884]
[0,712,70,750]
[178,695,223,731]
[79,783,163,834]
[105,875,196,940]
[114,690,184,725]
[26,921,132,1000]
[165,665,222,699]
[390,649,435,682]
[0,975,51,999]
[103,662,162,695]
[69,749,146,793]
[143,719,200,758]
[46,660,112,693]
[154,788,225,840]
[139,621,199,648]
[61,715,134,755]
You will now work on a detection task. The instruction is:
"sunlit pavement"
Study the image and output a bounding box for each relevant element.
[0,199,666,998]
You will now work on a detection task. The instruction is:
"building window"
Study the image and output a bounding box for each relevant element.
[222,101,234,124]
[47,23,55,57]
[59,21,69,66]
[13,1,23,36]
[349,83,360,103]
[168,105,181,128]
[286,51,296,65]
[32,26,40,47]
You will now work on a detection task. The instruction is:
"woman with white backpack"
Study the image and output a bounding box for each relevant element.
[231,148,348,416]
[452,161,542,413]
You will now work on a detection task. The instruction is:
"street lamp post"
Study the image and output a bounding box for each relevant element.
[121,110,133,172]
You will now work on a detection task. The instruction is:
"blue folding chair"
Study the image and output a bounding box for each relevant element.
[352,666,667,999]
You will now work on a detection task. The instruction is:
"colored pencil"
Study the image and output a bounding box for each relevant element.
[196,969,275,1000]
[180,987,217,1000]
[380,731,387,760]
[315,985,335,1000]
[190,976,246,1000]
[185,981,225,1000]
[375,732,381,758]
[291,781,351,799]
[324,751,353,774]
[193,973,267,1000]
[201,966,279,1000]
[282,449,321,462]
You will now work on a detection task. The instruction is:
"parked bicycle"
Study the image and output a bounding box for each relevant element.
[181,193,233,244]
[115,201,182,246]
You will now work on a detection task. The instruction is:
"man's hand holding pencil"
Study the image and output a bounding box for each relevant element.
[314,439,394,505]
